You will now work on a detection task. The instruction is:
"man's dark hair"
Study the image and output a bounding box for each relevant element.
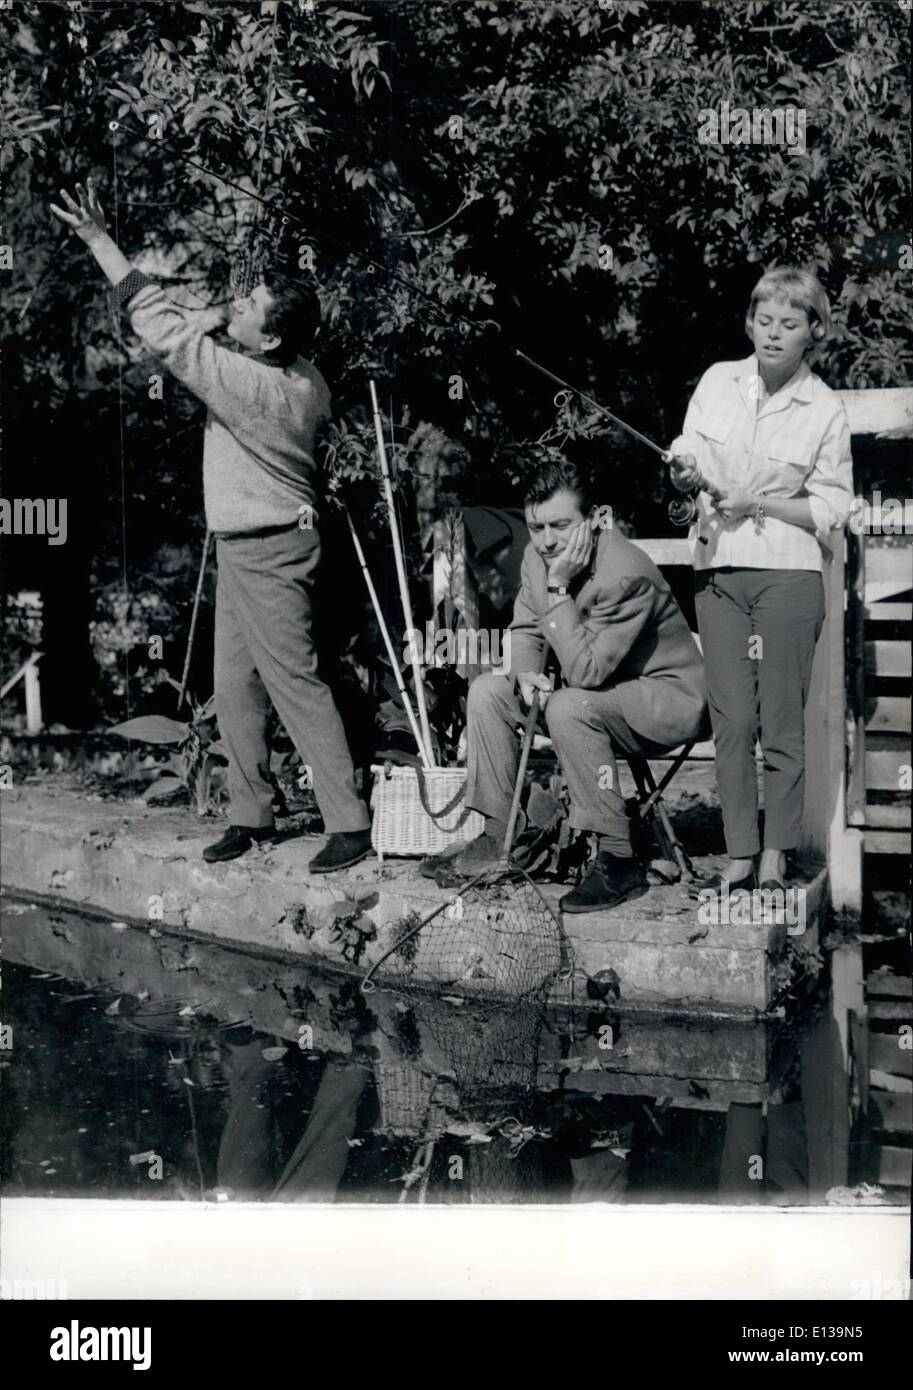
[523,445,595,514]
[261,269,321,365]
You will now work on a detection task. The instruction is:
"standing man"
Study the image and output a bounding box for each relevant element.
[51,180,371,871]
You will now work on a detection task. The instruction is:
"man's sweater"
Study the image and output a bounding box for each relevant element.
[113,272,331,534]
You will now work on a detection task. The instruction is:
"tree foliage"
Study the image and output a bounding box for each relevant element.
[1,0,909,716]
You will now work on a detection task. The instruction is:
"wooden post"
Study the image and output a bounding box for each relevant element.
[845,529,867,826]
[799,533,863,917]
[24,654,43,734]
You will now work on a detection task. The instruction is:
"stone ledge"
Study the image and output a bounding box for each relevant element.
[0,786,825,1013]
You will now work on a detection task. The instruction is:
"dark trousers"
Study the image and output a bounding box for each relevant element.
[214,524,369,833]
[695,567,825,857]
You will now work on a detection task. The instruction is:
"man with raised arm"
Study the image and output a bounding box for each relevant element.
[51,180,371,871]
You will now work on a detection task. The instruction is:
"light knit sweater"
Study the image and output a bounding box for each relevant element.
[114,271,331,534]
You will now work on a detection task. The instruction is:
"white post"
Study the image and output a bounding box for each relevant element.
[24,655,43,734]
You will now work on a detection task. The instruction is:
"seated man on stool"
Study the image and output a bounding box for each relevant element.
[424,451,707,912]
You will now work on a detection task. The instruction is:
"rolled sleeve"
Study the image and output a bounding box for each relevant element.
[111,269,157,312]
[805,405,854,539]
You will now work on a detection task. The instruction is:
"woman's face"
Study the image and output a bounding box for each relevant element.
[750,295,814,376]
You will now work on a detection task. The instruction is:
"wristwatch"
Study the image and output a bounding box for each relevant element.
[547,584,569,596]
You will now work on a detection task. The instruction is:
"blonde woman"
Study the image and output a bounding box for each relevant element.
[669,267,853,894]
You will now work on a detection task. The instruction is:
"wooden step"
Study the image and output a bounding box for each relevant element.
[866,968,913,999]
[868,1031,913,1077]
[865,545,912,604]
[863,802,911,829]
[865,695,911,734]
[868,1000,913,1022]
[863,829,911,854]
[864,601,912,623]
[865,640,912,678]
[865,743,910,791]
[869,1092,913,1134]
[873,1144,913,1187]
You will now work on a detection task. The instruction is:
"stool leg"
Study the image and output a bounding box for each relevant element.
[637,760,698,882]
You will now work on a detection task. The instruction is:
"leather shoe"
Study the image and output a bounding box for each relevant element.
[559,852,648,914]
[203,824,274,863]
[689,867,757,899]
[309,830,373,874]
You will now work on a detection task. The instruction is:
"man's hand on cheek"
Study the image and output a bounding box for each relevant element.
[547,520,593,586]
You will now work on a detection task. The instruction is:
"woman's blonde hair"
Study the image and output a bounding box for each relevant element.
[745,266,832,342]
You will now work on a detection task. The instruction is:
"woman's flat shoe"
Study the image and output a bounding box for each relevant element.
[689,869,757,898]
[759,878,786,893]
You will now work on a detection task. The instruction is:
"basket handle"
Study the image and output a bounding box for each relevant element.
[378,753,473,827]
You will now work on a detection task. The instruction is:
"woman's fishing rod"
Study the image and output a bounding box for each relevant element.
[514,349,724,538]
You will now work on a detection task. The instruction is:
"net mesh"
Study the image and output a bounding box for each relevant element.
[367,867,570,1122]
[377,870,567,1000]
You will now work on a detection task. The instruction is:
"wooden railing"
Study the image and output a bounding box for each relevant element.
[0,651,44,734]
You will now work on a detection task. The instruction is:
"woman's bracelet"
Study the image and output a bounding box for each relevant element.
[752,497,766,532]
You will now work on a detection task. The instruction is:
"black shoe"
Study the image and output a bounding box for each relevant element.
[559,852,648,914]
[203,824,274,863]
[689,868,757,899]
[309,830,373,874]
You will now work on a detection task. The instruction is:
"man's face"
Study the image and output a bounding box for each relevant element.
[750,295,813,377]
[228,282,280,353]
[525,487,589,561]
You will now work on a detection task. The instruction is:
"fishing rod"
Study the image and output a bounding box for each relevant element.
[515,348,724,538]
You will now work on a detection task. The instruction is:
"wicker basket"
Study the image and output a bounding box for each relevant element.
[370,763,485,860]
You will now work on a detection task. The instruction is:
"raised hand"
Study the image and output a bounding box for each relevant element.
[49,178,107,241]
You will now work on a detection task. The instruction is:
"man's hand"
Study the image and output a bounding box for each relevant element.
[670,453,701,493]
[548,520,593,587]
[712,491,757,521]
[518,671,553,711]
[49,179,107,242]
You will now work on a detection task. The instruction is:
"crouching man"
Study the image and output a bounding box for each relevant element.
[51,180,371,872]
[427,452,708,912]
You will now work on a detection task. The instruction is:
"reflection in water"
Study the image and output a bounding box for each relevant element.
[0,896,852,1205]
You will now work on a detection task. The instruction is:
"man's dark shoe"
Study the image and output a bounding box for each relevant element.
[203,825,274,864]
[559,852,648,914]
[309,830,373,874]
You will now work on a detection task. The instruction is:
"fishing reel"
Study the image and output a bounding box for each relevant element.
[668,492,700,527]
